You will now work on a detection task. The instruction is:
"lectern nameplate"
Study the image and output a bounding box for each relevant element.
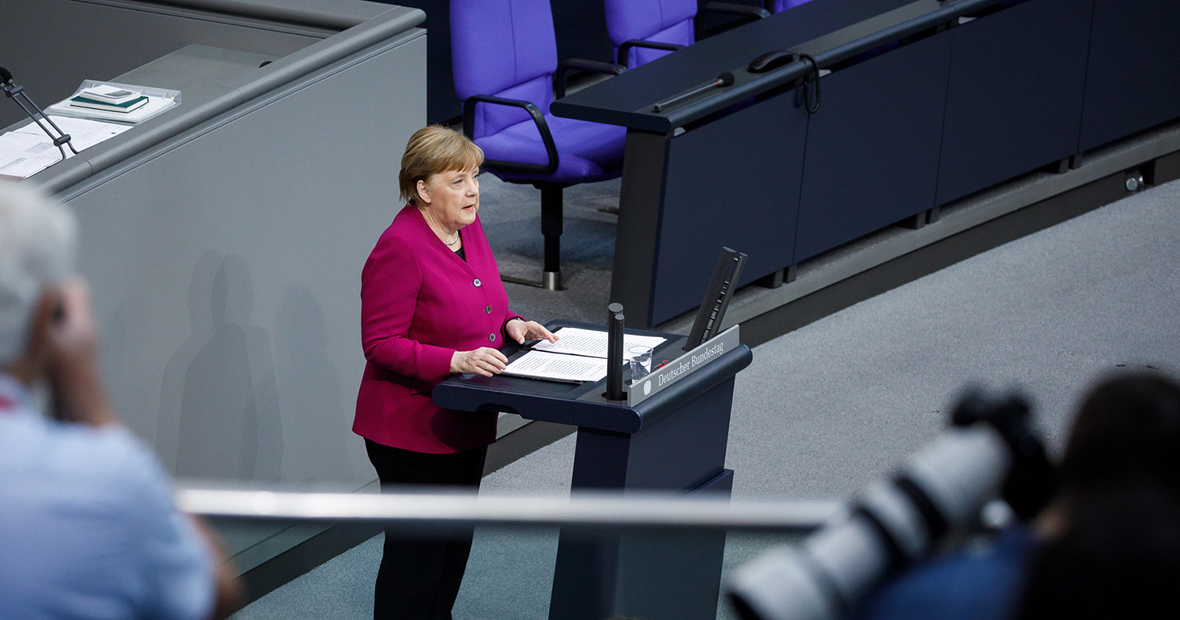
[628,325,740,406]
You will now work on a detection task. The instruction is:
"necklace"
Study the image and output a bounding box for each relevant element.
[443,231,459,247]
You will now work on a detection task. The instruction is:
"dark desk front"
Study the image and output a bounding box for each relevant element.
[552,0,1177,328]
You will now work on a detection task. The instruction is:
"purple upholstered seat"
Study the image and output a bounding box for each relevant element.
[451,0,625,185]
[451,0,626,289]
[478,115,624,182]
[604,0,697,69]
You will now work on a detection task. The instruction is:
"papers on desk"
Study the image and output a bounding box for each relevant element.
[530,327,666,359]
[502,351,608,383]
[0,152,62,180]
[0,116,133,180]
[14,116,134,150]
[501,327,668,383]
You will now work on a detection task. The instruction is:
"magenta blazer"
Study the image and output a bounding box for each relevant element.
[353,205,520,453]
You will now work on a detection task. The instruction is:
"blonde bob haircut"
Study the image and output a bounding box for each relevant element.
[398,125,485,206]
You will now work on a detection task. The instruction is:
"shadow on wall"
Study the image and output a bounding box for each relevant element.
[273,283,351,483]
[156,252,284,481]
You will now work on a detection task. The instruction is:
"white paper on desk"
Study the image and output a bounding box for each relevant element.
[0,131,63,155]
[13,116,133,151]
[530,327,666,359]
[503,350,609,383]
[0,149,63,180]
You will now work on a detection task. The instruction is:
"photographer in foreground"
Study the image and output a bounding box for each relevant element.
[0,182,240,620]
[854,372,1180,620]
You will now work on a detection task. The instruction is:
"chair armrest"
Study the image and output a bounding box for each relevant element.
[701,1,771,19]
[698,2,770,40]
[555,58,626,99]
[615,39,686,67]
[462,94,558,175]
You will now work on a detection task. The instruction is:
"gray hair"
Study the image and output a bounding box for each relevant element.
[0,182,77,366]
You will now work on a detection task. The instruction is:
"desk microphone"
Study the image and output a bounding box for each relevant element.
[652,71,736,113]
[605,303,626,400]
[0,66,78,160]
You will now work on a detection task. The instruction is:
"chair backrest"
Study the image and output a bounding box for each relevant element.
[604,0,696,68]
[452,0,559,139]
[772,0,812,12]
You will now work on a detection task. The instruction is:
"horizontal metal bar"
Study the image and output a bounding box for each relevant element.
[178,488,843,533]
[72,0,395,31]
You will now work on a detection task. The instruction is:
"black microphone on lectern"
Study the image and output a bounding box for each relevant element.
[0,65,79,161]
[652,71,736,113]
[605,302,626,400]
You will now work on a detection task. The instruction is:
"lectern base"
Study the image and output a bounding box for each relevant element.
[549,470,733,620]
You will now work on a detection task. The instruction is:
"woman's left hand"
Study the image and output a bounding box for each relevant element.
[506,319,558,345]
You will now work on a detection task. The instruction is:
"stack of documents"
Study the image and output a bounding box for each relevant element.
[501,327,667,383]
[0,116,132,180]
[46,80,179,125]
[68,85,150,115]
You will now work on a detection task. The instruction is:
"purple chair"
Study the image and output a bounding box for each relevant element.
[452,0,627,290]
[765,0,813,13]
[604,0,770,69]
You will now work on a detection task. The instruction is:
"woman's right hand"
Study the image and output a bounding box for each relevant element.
[450,347,509,377]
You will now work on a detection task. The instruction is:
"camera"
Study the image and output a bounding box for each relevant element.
[728,390,1053,620]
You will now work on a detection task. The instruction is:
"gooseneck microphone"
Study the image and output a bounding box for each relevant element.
[652,71,736,113]
[0,66,78,161]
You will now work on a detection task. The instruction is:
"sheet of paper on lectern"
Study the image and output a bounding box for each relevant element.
[502,350,608,383]
[530,327,666,359]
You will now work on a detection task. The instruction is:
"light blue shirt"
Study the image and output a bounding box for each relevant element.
[0,373,215,620]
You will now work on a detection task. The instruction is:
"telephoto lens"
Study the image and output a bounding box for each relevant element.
[728,390,1051,620]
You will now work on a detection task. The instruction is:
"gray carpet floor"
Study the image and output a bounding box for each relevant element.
[231,175,1180,619]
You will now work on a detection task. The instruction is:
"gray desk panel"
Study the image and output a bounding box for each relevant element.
[64,34,425,488]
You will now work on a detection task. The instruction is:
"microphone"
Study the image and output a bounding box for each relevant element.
[605,302,626,400]
[0,66,78,161]
[652,71,736,113]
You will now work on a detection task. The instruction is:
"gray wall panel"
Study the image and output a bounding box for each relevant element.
[65,34,425,487]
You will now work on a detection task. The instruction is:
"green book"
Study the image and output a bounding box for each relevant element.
[70,94,149,112]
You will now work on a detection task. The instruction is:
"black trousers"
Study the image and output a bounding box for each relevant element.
[365,440,487,620]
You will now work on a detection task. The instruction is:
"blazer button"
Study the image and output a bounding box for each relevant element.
[485,305,492,314]
[473,278,482,287]
[488,333,496,342]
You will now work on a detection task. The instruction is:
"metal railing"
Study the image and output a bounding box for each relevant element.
[178,487,843,533]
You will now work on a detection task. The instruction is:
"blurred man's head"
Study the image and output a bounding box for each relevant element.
[0,182,76,374]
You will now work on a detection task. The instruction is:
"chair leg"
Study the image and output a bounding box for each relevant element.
[500,185,564,291]
[541,185,563,290]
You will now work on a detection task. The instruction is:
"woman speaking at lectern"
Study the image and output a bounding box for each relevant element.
[353,125,555,620]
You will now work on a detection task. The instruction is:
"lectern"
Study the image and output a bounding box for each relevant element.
[434,320,752,620]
